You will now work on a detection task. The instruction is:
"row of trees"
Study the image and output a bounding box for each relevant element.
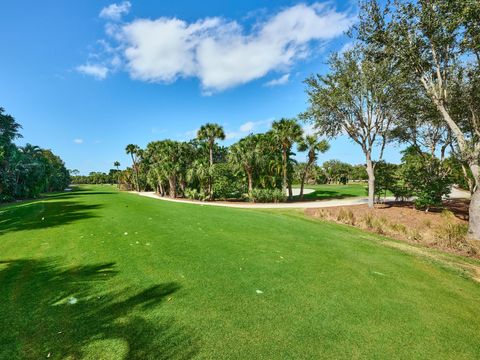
[116,121,330,202]
[0,108,70,201]
[302,0,479,240]
[70,170,121,185]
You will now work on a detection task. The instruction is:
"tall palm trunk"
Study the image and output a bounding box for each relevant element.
[247,169,253,194]
[116,166,120,189]
[130,154,140,192]
[208,141,214,200]
[282,147,288,197]
[168,176,177,198]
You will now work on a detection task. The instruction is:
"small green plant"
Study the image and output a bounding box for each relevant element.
[422,219,432,228]
[408,228,423,242]
[390,223,407,234]
[436,222,468,249]
[440,210,455,219]
[315,209,328,219]
[362,213,374,229]
[249,188,286,203]
[184,188,208,201]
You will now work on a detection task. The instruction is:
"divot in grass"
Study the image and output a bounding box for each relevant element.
[67,297,78,305]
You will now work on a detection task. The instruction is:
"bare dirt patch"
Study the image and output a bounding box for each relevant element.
[305,199,480,259]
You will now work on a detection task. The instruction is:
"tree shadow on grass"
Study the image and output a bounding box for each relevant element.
[292,190,362,202]
[0,200,103,235]
[0,259,198,359]
[48,191,118,199]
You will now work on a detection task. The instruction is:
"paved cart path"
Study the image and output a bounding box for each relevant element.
[134,186,470,209]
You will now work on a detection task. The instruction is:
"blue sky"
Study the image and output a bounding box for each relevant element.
[0,0,402,174]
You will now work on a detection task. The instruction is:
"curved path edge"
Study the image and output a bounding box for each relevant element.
[133,191,395,209]
[132,186,470,210]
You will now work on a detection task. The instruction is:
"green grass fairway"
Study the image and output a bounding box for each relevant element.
[1,185,479,359]
[293,183,368,200]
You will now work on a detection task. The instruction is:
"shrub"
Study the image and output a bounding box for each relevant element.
[407,228,423,242]
[398,147,452,210]
[337,209,355,225]
[390,222,407,234]
[184,188,208,201]
[212,163,246,200]
[315,209,328,219]
[436,223,468,248]
[248,188,286,203]
[362,213,374,229]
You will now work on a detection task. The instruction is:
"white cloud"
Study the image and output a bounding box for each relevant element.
[339,41,354,54]
[99,1,131,21]
[184,129,198,138]
[239,121,255,132]
[76,64,109,79]
[226,119,274,140]
[225,131,241,140]
[302,123,318,136]
[73,138,84,144]
[81,2,354,91]
[264,73,290,87]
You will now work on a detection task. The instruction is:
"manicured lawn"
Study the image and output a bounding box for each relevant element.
[1,185,479,359]
[293,183,368,200]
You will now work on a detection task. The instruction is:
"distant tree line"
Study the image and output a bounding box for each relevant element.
[0,108,70,202]
[70,170,120,185]
[112,120,330,203]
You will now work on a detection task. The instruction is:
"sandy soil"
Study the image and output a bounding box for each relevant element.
[305,199,478,258]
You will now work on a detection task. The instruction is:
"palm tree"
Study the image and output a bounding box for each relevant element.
[228,134,261,195]
[113,161,121,188]
[297,135,330,199]
[271,118,303,199]
[125,144,140,192]
[197,123,225,200]
[19,143,42,158]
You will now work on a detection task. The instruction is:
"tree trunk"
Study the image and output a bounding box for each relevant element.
[247,170,253,194]
[460,162,476,194]
[365,156,375,208]
[299,162,311,200]
[168,177,177,198]
[468,164,480,241]
[282,148,288,196]
[209,144,213,167]
[131,155,140,192]
[209,142,213,200]
[299,172,306,200]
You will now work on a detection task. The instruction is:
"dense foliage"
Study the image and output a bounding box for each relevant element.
[100,119,322,202]
[0,108,70,202]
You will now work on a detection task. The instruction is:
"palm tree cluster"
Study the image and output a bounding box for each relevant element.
[118,119,329,202]
[0,108,70,201]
